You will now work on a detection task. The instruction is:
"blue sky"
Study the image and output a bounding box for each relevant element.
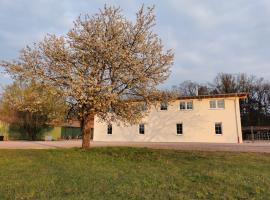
[1,0,270,90]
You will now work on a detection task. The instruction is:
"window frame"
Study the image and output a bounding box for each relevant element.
[215,123,223,135]
[180,101,193,111]
[217,99,225,109]
[176,123,183,135]
[186,101,193,110]
[160,102,168,111]
[139,123,145,134]
[209,99,225,109]
[209,100,217,109]
[107,124,112,135]
[180,102,186,110]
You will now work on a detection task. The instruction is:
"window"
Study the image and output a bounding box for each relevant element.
[210,99,225,109]
[209,100,216,109]
[176,123,183,135]
[139,124,145,134]
[215,123,222,135]
[160,102,168,110]
[107,124,112,135]
[180,101,193,110]
[180,102,186,110]
[217,99,225,108]
[186,101,193,110]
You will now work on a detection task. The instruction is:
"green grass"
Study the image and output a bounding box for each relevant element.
[0,148,269,200]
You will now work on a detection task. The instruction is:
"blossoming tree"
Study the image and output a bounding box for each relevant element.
[1,5,174,148]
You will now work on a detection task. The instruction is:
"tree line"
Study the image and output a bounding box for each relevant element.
[173,73,270,127]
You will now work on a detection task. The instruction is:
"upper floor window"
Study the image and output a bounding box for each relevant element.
[139,124,145,134]
[215,123,222,135]
[107,124,112,135]
[209,99,225,109]
[160,102,168,110]
[186,101,193,110]
[180,101,193,110]
[209,100,216,109]
[217,99,225,108]
[180,102,186,110]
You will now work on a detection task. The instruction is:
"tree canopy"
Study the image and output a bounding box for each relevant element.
[0,81,67,140]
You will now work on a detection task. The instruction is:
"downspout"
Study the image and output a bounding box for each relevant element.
[234,98,240,143]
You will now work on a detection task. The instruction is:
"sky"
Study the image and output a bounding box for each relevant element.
[0,0,270,90]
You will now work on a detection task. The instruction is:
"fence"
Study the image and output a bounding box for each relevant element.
[242,126,270,141]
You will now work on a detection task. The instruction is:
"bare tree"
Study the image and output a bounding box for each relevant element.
[174,80,210,96]
[211,73,238,94]
[178,80,199,96]
[1,5,174,148]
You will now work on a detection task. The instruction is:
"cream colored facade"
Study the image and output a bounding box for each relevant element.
[93,94,246,143]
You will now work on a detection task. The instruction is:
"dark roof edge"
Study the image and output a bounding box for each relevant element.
[177,93,248,100]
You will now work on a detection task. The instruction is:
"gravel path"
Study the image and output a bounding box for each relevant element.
[0,140,270,153]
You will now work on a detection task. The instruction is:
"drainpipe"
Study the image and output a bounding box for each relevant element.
[234,98,240,143]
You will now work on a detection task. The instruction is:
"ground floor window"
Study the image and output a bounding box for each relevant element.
[139,124,145,134]
[107,124,112,135]
[176,123,183,135]
[215,123,222,134]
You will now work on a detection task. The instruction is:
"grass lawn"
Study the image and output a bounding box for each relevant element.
[0,148,269,200]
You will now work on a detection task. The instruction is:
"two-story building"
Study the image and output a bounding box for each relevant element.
[93,93,247,143]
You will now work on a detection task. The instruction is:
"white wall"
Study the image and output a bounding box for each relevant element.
[93,97,243,143]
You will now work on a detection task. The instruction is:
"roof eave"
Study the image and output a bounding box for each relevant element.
[177,93,248,100]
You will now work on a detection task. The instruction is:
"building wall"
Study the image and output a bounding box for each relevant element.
[41,127,62,140]
[0,122,81,141]
[0,121,9,140]
[93,97,243,143]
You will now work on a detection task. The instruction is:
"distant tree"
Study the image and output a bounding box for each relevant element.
[210,73,238,94]
[197,85,211,95]
[174,80,210,96]
[247,78,270,126]
[178,80,199,96]
[1,5,174,148]
[0,81,67,140]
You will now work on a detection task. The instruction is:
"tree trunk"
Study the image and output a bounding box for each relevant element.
[81,115,94,149]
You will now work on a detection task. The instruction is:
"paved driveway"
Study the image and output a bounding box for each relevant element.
[0,140,270,153]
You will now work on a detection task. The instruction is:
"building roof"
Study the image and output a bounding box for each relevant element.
[177,93,248,100]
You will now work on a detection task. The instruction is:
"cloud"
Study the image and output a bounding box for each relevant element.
[0,0,270,89]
